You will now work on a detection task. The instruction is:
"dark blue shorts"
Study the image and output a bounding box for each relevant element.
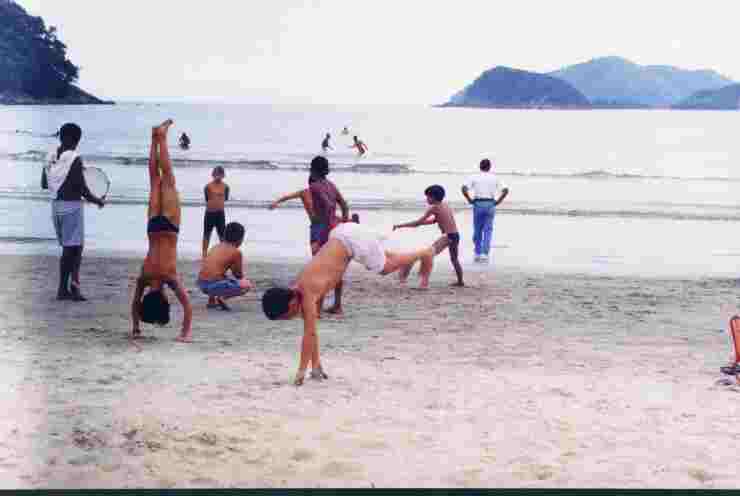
[197,278,243,298]
[310,223,330,246]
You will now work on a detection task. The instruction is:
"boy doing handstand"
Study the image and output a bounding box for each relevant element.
[197,221,253,310]
[393,184,464,287]
[131,120,193,342]
[261,222,435,386]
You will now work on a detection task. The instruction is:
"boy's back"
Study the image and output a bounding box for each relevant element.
[199,243,242,281]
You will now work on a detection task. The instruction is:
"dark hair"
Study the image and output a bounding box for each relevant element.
[480,159,492,171]
[424,185,446,202]
[224,222,245,244]
[58,123,82,153]
[310,156,329,178]
[351,213,360,223]
[140,290,170,326]
[262,287,296,320]
[212,166,225,177]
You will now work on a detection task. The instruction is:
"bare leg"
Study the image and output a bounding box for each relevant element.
[152,120,181,228]
[449,242,464,287]
[147,129,162,219]
[382,246,435,289]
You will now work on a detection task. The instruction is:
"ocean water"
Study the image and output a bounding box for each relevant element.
[0,103,738,278]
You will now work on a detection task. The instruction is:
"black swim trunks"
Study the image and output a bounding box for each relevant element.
[204,210,226,240]
[147,215,179,234]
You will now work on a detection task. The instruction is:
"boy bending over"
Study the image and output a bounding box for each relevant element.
[197,221,253,310]
[261,222,435,386]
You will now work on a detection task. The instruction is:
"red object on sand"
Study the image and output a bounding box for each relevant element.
[730,315,740,363]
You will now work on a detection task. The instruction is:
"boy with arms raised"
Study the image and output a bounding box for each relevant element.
[393,185,464,287]
[198,222,253,310]
[262,222,435,386]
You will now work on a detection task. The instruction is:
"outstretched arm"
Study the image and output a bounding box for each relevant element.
[496,187,509,206]
[270,189,306,209]
[393,208,436,231]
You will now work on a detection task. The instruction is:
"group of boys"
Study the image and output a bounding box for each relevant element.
[45,120,494,386]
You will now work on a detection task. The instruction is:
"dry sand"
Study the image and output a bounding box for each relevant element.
[0,253,738,488]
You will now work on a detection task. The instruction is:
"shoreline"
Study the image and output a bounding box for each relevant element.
[1,253,739,487]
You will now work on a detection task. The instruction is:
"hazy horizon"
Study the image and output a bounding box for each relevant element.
[16,1,740,104]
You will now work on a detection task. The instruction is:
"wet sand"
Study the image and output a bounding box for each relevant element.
[0,253,738,488]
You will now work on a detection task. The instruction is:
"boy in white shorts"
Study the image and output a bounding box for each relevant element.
[261,222,435,386]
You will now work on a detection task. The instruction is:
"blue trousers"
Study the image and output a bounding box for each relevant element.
[472,200,496,256]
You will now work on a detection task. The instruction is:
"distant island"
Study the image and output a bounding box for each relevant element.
[443,56,738,110]
[441,67,590,109]
[0,0,112,105]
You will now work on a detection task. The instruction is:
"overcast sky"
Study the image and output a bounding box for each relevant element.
[17,1,740,104]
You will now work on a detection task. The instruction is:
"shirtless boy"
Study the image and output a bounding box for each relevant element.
[197,221,253,311]
[202,166,230,258]
[131,120,193,342]
[393,184,464,287]
[261,222,435,386]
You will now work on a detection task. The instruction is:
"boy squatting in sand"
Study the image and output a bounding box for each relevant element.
[197,221,253,310]
[131,120,193,343]
[393,184,464,287]
[261,222,435,386]
[202,166,230,259]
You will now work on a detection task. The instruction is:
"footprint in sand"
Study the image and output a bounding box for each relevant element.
[320,460,364,478]
[291,448,315,462]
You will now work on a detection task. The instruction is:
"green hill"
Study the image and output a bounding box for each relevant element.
[443,66,590,109]
[0,0,111,104]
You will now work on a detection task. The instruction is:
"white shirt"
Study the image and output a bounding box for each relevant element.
[464,172,506,200]
[330,223,388,273]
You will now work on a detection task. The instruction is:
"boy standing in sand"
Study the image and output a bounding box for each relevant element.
[350,136,368,157]
[393,185,464,287]
[197,222,253,311]
[321,133,332,154]
[261,222,435,386]
[202,166,230,259]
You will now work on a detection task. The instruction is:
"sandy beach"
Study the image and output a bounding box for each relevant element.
[0,253,738,488]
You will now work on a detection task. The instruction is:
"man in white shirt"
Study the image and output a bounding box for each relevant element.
[461,158,509,262]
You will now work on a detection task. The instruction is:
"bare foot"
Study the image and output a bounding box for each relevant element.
[294,370,306,387]
[326,305,344,316]
[207,296,218,309]
[175,334,193,343]
[131,329,142,340]
[310,368,329,380]
[216,298,231,311]
[152,119,174,139]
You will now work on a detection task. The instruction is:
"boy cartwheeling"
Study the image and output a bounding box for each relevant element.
[393,185,464,287]
[202,166,230,259]
[131,120,193,343]
[197,222,253,311]
[261,222,435,386]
